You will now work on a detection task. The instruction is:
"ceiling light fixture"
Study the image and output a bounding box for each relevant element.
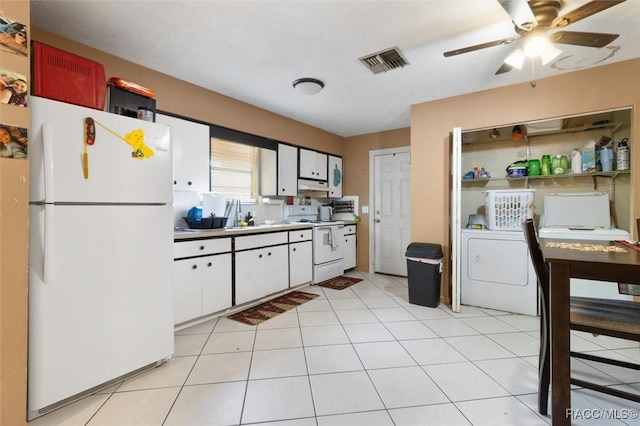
[541,43,563,65]
[292,78,324,95]
[505,48,526,69]
[523,33,549,58]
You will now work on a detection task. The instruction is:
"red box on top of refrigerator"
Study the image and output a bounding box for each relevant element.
[32,41,106,110]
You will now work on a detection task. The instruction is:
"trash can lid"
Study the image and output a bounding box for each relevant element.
[405,242,443,259]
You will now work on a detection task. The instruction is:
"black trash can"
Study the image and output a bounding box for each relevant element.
[405,243,444,308]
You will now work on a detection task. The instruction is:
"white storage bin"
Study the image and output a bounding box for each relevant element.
[524,119,566,135]
[484,189,535,231]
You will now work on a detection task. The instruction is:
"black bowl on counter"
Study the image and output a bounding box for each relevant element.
[183,216,229,229]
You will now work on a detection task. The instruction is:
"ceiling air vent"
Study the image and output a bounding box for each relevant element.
[359,47,409,74]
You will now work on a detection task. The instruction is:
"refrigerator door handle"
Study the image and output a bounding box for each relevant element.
[44,204,55,284]
[42,123,55,204]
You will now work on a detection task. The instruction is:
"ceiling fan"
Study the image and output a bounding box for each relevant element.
[443,0,626,75]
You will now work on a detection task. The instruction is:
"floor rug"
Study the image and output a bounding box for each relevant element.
[318,275,363,290]
[228,291,319,325]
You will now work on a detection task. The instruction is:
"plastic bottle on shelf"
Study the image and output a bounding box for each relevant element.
[541,155,551,175]
[616,138,630,171]
[551,155,561,174]
[541,154,551,175]
[570,149,582,174]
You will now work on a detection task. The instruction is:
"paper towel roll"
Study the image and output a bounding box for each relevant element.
[202,194,227,217]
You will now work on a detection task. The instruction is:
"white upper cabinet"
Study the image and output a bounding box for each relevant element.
[156,113,210,193]
[328,155,343,198]
[299,148,328,180]
[277,143,298,196]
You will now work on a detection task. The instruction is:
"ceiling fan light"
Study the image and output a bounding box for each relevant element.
[504,49,525,69]
[541,44,563,65]
[524,34,548,58]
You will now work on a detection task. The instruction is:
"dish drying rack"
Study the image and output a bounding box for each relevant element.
[331,199,354,214]
[330,198,358,220]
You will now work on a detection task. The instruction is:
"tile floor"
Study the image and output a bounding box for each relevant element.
[31,271,640,425]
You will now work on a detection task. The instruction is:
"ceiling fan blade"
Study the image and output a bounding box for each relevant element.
[495,62,514,75]
[443,38,517,57]
[551,31,619,48]
[552,0,626,28]
[498,0,537,30]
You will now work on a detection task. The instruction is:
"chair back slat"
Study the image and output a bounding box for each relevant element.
[523,219,549,299]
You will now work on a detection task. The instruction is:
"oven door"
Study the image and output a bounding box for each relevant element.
[313,225,344,265]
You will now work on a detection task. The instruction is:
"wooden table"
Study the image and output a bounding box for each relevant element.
[540,239,640,426]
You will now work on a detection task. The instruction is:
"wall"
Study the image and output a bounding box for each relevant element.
[0,1,29,424]
[344,128,410,270]
[411,58,639,303]
[30,28,344,156]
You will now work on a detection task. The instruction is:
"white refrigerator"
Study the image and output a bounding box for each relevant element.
[28,97,174,419]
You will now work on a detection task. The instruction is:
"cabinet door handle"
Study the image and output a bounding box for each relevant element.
[199,245,205,250]
[173,180,177,185]
[268,252,272,256]
[207,262,212,267]
[187,181,193,186]
[300,234,304,238]
[192,264,198,270]
[292,248,296,252]
[259,254,263,259]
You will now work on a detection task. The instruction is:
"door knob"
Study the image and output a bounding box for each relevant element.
[375,219,380,223]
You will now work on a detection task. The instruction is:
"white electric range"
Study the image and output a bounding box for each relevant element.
[287,206,345,284]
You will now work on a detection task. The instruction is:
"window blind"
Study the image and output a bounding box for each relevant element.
[210,138,259,200]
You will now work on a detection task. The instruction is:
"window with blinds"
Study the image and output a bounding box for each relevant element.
[210,138,259,201]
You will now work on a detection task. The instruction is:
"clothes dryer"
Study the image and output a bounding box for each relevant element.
[538,192,631,300]
[461,228,538,315]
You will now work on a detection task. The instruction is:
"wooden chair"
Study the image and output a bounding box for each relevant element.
[523,219,640,415]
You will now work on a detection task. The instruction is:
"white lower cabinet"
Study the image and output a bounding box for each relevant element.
[235,232,290,306]
[235,244,289,305]
[201,253,233,316]
[172,258,203,324]
[288,229,313,287]
[289,241,312,286]
[174,228,314,322]
[343,225,357,270]
[173,238,232,325]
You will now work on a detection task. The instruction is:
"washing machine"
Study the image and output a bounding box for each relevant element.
[461,228,538,315]
[539,192,632,301]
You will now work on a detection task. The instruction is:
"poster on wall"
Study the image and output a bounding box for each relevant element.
[0,123,28,159]
[0,12,28,57]
[0,66,27,107]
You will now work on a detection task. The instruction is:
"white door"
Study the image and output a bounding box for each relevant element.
[328,155,343,198]
[450,127,462,313]
[201,253,233,315]
[371,148,411,276]
[156,113,210,193]
[277,143,298,195]
[30,97,173,204]
[28,204,173,413]
[290,241,312,286]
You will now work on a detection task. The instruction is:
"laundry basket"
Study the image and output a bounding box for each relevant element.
[484,189,535,231]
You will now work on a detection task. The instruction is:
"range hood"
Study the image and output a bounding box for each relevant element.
[297,178,328,191]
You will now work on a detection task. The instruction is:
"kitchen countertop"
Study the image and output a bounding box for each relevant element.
[174,223,314,240]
